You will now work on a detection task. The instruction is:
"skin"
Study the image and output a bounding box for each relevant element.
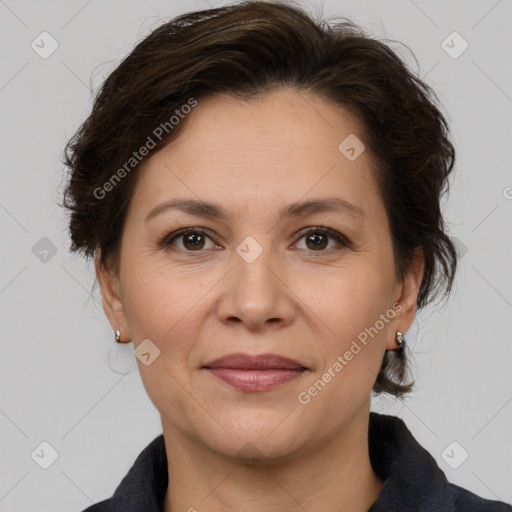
[96,88,424,512]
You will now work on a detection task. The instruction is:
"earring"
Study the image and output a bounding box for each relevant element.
[114,328,126,343]
[115,328,132,344]
[395,330,406,354]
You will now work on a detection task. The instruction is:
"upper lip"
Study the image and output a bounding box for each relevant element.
[203,353,307,370]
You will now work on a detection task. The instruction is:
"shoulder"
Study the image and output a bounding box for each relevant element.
[79,434,167,512]
[81,497,111,511]
[449,483,512,512]
[368,413,512,512]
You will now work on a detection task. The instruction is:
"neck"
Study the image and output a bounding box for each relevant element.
[162,408,382,512]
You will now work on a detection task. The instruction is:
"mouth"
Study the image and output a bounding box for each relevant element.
[202,353,308,392]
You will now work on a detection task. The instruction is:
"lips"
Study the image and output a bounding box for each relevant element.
[204,353,306,370]
[203,353,308,392]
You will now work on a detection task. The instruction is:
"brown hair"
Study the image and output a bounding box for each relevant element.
[61,0,457,396]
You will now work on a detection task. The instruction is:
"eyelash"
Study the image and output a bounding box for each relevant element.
[159,227,351,255]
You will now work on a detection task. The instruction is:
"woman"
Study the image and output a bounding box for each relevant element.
[61,1,512,510]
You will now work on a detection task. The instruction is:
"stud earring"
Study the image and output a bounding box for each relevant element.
[395,330,405,355]
[114,328,130,343]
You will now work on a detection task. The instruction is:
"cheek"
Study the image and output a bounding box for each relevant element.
[299,265,393,411]
[120,258,216,386]
[121,263,201,415]
[119,258,187,346]
[305,282,390,408]
[306,259,393,345]
[123,277,170,339]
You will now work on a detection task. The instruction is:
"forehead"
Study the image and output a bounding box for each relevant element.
[130,89,381,220]
[169,89,367,159]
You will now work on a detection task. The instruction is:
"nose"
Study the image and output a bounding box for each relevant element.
[216,241,296,331]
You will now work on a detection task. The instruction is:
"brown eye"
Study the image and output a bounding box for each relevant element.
[295,227,350,253]
[305,232,328,251]
[161,227,350,254]
[162,229,217,251]
[181,232,206,250]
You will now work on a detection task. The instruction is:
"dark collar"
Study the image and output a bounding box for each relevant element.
[83,412,509,511]
[367,412,455,511]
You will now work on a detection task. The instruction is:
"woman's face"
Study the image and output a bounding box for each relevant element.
[97,89,422,460]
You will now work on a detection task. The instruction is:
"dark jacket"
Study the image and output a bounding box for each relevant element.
[82,412,512,511]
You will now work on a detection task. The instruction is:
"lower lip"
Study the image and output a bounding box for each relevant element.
[205,368,306,391]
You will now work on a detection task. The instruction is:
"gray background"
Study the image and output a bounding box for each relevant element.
[1,0,511,510]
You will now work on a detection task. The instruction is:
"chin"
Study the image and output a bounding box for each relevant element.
[202,410,309,463]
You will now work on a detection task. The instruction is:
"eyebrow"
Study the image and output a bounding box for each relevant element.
[145,197,365,223]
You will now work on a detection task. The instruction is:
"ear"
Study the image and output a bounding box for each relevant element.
[386,247,425,350]
[95,250,131,342]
